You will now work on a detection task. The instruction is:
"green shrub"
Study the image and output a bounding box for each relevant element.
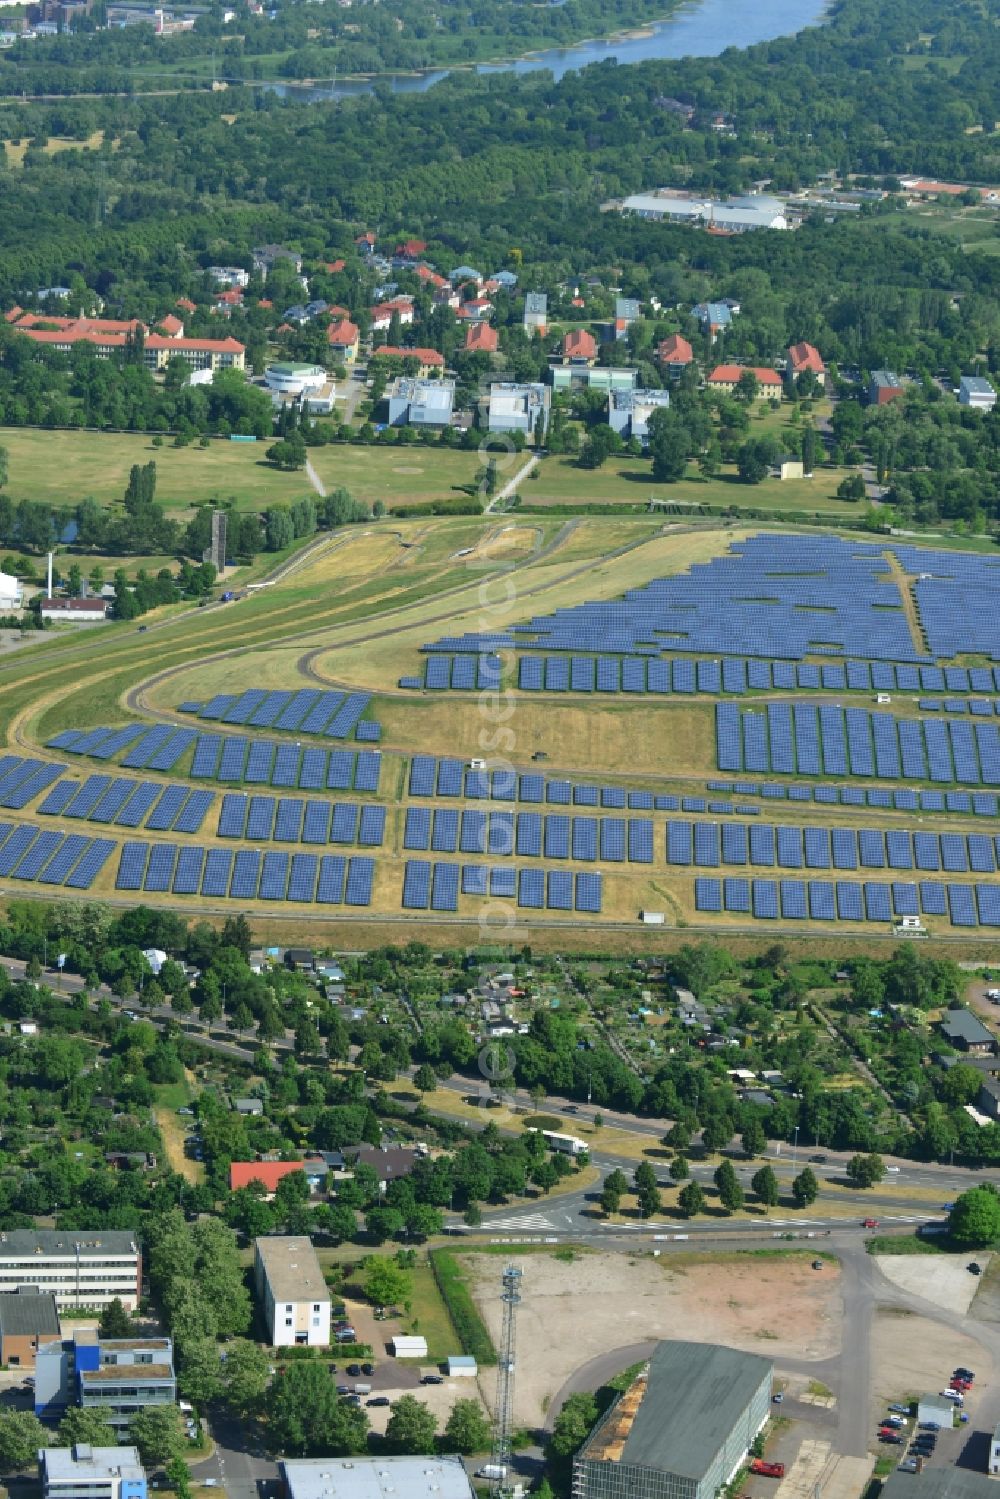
[428,1250,497,1366]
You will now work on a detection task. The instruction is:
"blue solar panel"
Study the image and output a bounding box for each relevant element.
[518,868,545,908]
[574,872,602,912]
[344,855,374,905]
[230,849,261,899]
[572,817,598,862]
[259,851,289,900]
[358,805,386,847]
[302,801,332,843]
[246,795,276,840]
[173,846,205,895]
[146,785,188,831]
[919,880,947,916]
[752,879,778,919]
[695,878,722,912]
[545,815,570,859]
[808,880,836,920]
[836,881,864,920]
[330,804,359,844]
[724,877,750,912]
[948,884,978,927]
[316,855,346,903]
[667,821,693,864]
[490,865,516,897]
[65,837,115,889]
[218,793,248,838]
[462,864,488,895]
[431,862,460,911]
[288,853,318,901]
[116,841,149,891]
[175,789,213,835]
[201,848,233,897]
[191,735,222,778]
[516,813,543,857]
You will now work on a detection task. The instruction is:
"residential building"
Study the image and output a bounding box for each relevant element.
[281,1457,475,1499]
[386,376,456,428]
[208,266,249,288]
[343,1145,419,1189]
[573,1342,772,1499]
[492,270,519,289]
[959,375,996,411]
[488,381,550,436]
[36,1333,175,1428]
[977,1077,1000,1121]
[253,244,303,275]
[550,366,637,394]
[372,346,446,378]
[0,1289,60,1368]
[0,1233,140,1310]
[254,1237,331,1348]
[465,322,498,354]
[657,334,694,374]
[693,302,733,338]
[456,297,493,323]
[607,388,671,445]
[229,1160,327,1195]
[449,265,482,285]
[234,1097,264,1116]
[774,456,805,480]
[323,318,359,363]
[787,341,826,386]
[40,1447,147,1499]
[523,292,548,334]
[370,298,414,331]
[614,297,641,340]
[706,365,783,398]
[5,313,245,371]
[283,948,314,970]
[558,329,598,366]
[869,370,904,406]
[395,238,427,259]
[939,1010,996,1055]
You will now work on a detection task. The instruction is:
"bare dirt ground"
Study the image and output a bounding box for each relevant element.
[466,1251,841,1427]
[871,1306,986,1407]
[875,1255,992,1316]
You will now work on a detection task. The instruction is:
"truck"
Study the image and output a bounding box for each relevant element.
[749,1461,785,1479]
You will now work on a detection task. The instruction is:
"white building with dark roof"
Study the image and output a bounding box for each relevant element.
[0,1231,141,1310]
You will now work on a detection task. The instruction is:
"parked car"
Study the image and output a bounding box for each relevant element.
[361,1363,375,1376]
[811,1260,824,1270]
[347,1364,361,1377]
[918,1423,941,1432]
[367,1397,391,1408]
[863,1218,880,1228]
[336,1385,350,1395]
[939,1390,964,1403]
[810,1155,827,1164]
[883,1417,904,1428]
[954,1369,976,1381]
[772,1394,784,1404]
[421,1374,444,1385]
[889,1405,911,1415]
[880,1435,903,1446]
[749,1462,785,1478]
[968,1263,982,1276]
[899,1460,919,1473]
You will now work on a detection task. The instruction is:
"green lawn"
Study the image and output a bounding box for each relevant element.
[308,444,484,507]
[527,453,863,515]
[0,427,316,511]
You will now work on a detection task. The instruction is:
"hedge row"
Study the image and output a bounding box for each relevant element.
[428,1248,498,1366]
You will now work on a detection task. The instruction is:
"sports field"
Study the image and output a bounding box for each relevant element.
[2,512,1000,951]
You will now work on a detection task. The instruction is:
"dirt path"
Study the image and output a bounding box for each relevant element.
[882,549,926,657]
[155,1102,204,1185]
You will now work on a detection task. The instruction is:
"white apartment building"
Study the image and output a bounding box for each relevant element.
[254,1237,331,1348]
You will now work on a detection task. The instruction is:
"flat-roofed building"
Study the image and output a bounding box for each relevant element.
[386,376,456,428]
[572,1341,772,1499]
[0,1232,141,1311]
[35,1333,177,1429]
[869,370,904,406]
[959,375,996,411]
[39,1446,147,1499]
[487,381,550,436]
[523,292,548,334]
[607,388,670,445]
[282,1457,475,1499]
[254,1236,331,1348]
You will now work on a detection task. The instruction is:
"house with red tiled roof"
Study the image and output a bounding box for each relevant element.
[465,322,498,354]
[156,313,184,337]
[372,345,445,378]
[327,317,359,363]
[229,1159,327,1196]
[176,296,197,313]
[395,238,426,259]
[9,312,246,371]
[455,297,493,323]
[415,265,449,290]
[212,288,243,316]
[370,297,414,331]
[323,259,346,274]
[4,307,24,324]
[786,341,826,386]
[657,333,694,375]
[707,364,783,398]
[355,231,376,252]
[559,328,597,366]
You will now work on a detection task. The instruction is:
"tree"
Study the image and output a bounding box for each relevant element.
[128,1407,187,1467]
[165,1459,193,1499]
[647,408,690,482]
[637,1182,661,1218]
[364,1257,411,1309]
[384,1394,438,1455]
[266,439,307,471]
[736,438,772,484]
[600,1183,621,1216]
[669,1155,690,1181]
[0,446,7,489]
[801,423,817,475]
[677,1181,705,1218]
[443,1398,491,1455]
[176,1336,224,1406]
[0,1411,48,1470]
[947,1186,1000,1248]
[99,1297,133,1338]
[701,1115,731,1153]
[549,1392,599,1460]
[736,370,760,403]
[751,1165,780,1208]
[264,1362,369,1456]
[413,1064,438,1093]
[222,1338,271,1414]
[792,1167,819,1208]
[57,1407,116,1448]
[531,1159,559,1194]
[846,1153,885,1188]
[741,1120,766,1158]
[714,1159,744,1213]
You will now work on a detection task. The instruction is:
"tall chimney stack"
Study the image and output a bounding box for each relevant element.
[47,552,53,598]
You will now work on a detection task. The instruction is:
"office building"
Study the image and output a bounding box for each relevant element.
[0,1289,60,1367]
[959,375,996,411]
[282,1457,475,1499]
[39,1447,147,1499]
[0,1232,141,1311]
[386,377,456,428]
[36,1332,176,1428]
[487,382,550,436]
[607,388,671,445]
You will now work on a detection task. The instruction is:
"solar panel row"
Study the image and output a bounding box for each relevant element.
[402,860,602,912]
[694,876,1000,927]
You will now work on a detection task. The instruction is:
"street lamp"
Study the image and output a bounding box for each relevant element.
[792,1126,800,1167]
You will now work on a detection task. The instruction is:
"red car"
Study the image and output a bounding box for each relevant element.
[950,1381,971,1392]
[749,1462,786,1478]
[863,1218,880,1228]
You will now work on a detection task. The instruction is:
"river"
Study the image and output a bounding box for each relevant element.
[268,0,829,101]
